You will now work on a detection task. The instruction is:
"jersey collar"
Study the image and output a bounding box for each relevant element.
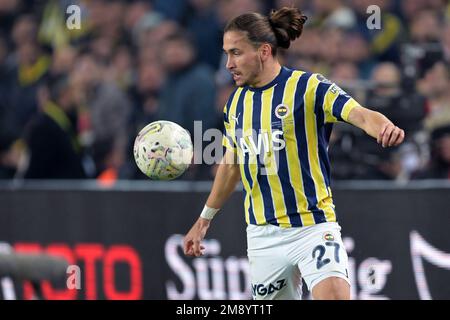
[246,66,291,92]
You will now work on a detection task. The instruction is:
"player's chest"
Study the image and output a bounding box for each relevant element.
[229,99,304,135]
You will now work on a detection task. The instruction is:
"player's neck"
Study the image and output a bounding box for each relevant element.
[250,62,282,88]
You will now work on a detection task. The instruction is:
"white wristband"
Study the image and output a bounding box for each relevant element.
[200,205,220,220]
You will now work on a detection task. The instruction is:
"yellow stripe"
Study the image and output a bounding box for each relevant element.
[323,87,339,123]
[282,71,314,226]
[304,76,335,222]
[222,89,242,152]
[341,98,360,122]
[228,88,242,148]
[319,196,336,222]
[242,90,265,224]
[261,87,289,227]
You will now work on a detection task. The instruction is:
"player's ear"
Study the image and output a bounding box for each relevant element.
[259,43,272,62]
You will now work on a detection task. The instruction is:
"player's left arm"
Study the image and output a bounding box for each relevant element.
[347,105,405,148]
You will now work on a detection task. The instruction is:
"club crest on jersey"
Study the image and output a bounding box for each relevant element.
[275,104,289,119]
[323,232,334,241]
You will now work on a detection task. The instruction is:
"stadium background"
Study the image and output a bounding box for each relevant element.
[0,0,449,299]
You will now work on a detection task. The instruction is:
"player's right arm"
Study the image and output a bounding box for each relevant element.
[317,73,404,147]
[183,149,240,257]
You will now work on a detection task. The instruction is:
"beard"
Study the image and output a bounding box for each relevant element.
[236,69,261,87]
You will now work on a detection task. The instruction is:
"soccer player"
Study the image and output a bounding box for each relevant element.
[183,7,404,300]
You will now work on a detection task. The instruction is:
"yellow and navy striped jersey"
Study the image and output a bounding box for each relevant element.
[222,67,361,228]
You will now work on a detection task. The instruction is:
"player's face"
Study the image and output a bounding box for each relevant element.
[223,31,262,87]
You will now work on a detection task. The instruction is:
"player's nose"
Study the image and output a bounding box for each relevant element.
[226,56,235,70]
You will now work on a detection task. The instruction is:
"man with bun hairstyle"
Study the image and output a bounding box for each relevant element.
[183,7,404,300]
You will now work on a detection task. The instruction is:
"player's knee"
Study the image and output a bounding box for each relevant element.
[312,276,350,300]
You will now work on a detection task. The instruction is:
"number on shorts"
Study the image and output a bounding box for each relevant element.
[312,242,341,270]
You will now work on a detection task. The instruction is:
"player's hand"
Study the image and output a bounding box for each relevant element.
[183,218,210,257]
[377,123,405,148]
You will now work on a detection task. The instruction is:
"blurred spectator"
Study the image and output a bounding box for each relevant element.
[93,136,126,185]
[318,28,344,67]
[6,38,50,135]
[71,53,132,177]
[409,10,441,44]
[11,13,37,45]
[0,0,22,39]
[157,33,219,179]
[0,133,21,179]
[418,61,450,128]
[399,0,427,25]
[186,0,223,70]
[339,32,374,79]
[124,0,152,33]
[442,24,450,62]
[49,45,77,79]
[328,122,358,180]
[354,0,404,63]
[311,0,356,30]
[345,63,425,180]
[105,46,134,90]
[23,75,86,179]
[137,18,179,48]
[0,47,21,180]
[329,62,359,82]
[153,0,189,22]
[132,61,164,128]
[216,0,263,25]
[368,63,425,134]
[406,9,444,76]
[38,0,90,49]
[0,0,450,181]
[414,124,450,179]
[0,35,12,133]
[157,33,218,135]
[125,57,165,180]
[328,61,363,100]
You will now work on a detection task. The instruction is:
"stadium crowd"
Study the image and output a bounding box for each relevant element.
[0,0,449,182]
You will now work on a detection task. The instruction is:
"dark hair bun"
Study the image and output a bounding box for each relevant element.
[269,7,307,49]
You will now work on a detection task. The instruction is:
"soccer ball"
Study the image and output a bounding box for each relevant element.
[133,120,193,180]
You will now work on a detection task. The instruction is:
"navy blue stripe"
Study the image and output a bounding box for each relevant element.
[272,71,303,227]
[332,95,350,121]
[252,91,277,225]
[314,82,330,125]
[236,88,256,225]
[314,82,332,189]
[317,127,331,188]
[294,73,326,224]
[324,123,333,143]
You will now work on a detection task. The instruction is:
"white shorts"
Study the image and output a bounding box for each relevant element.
[247,222,350,300]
